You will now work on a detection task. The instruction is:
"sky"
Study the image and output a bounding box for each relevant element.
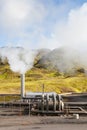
[0,0,87,50]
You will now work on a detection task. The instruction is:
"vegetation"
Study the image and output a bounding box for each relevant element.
[0,63,87,94]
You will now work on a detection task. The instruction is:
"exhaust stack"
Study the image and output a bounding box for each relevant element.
[21,74,25,98]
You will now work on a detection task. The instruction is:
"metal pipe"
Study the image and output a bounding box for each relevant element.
[21,74,25,98]
[41,94,44,112]
[46,94,49,111]
[58,95,64,111]
[53,94,56,111]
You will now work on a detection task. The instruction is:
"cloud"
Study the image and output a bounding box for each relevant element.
[0,0,87,50]
[46,2,87,72]
[0,0,46,31]
[0,0,77,48]
[54,2,87,49]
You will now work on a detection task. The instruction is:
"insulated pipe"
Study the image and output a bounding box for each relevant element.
[58,95,64,111]
[41,93,44,111]
[58,94,61,111]
[53,94,56,111]
[21,74,25,98]
[46,94,49,111]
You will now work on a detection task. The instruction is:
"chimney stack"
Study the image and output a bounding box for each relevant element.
[21,74,25,98]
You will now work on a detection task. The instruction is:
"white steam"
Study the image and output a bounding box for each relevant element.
[48,47,86,73]
[39,2,87,73]
[54,3,87,49]
[0,47,35,74]
[1,1,87,74]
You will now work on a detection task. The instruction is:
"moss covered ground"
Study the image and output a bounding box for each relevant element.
[0,64,87,94]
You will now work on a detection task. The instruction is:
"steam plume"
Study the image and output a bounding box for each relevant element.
[0,47,35,74]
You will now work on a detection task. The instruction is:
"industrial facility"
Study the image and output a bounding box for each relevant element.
[0,74,87,116]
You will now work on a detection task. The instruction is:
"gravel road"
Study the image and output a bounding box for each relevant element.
[0,116,87,130]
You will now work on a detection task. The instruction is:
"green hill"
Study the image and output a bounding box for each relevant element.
[0,48,87,94]
[0,63,87,94]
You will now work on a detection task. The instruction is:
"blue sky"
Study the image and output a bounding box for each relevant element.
[0,0,87,49]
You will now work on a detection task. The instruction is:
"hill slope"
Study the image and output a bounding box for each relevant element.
[0,63,87,94]
[0,47,87,94]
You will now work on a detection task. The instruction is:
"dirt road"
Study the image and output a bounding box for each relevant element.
[0,116,87,130]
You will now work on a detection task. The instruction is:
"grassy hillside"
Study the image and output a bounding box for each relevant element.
[0,64,87,94]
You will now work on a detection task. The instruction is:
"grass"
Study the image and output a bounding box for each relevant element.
[0,64,87,94]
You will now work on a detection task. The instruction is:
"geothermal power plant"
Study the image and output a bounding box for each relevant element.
[0,73,87,116]
[20,74,65,114]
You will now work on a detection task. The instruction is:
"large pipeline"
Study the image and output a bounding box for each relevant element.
[33,93,64,112]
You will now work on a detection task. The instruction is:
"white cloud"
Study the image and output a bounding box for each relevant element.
[0,0,46,30]
[54,2,87,49]
[48,2,87,72]
[0,0,87,51]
